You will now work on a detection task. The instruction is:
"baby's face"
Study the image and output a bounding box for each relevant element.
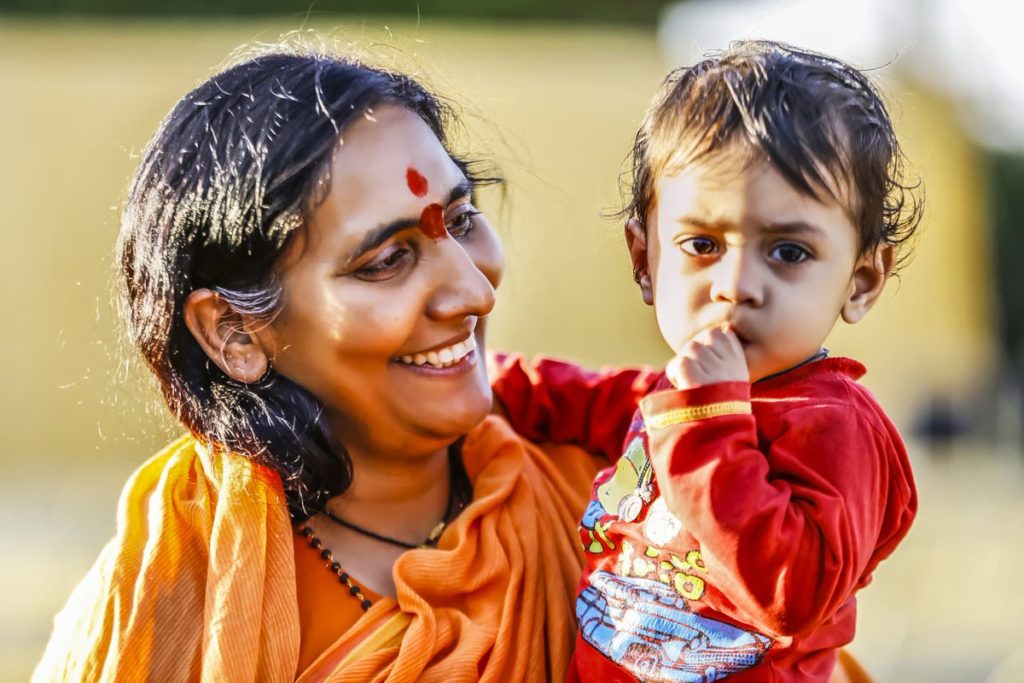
[644,149,870,382]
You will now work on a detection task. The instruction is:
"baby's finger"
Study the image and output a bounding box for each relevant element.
[696,325,738,362]
[668,349,709,389]
[717,324,746,358]
[691,325,724,350]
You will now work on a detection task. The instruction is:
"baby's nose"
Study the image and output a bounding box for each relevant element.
[710,251,764,306]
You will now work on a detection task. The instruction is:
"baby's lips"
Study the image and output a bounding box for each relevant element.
[718,320,750,345]
[707,320,739,341]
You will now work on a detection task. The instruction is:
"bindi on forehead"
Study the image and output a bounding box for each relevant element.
[419,203,446,241]
[405,167,447,241]
[406,167,429,198]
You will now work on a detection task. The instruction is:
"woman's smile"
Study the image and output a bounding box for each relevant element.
[395,333,478,369]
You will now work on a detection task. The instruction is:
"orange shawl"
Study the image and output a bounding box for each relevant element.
[33,416,600,682]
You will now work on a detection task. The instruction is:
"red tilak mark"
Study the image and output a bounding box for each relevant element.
[406,167,429,197]
[419,203,447,240]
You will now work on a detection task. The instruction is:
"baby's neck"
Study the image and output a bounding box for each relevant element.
[754,348,828,383]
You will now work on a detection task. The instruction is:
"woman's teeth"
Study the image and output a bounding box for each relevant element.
[399,337,476,368]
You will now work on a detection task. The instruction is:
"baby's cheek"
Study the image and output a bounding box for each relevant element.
[654,309,691,355]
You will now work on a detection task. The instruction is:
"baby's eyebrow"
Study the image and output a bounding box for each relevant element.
[674,216,731,230]
[760,220,825,237]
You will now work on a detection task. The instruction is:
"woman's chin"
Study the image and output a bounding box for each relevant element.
[421,391,493,442]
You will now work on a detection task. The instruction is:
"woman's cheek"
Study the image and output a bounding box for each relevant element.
[342,297,419,349]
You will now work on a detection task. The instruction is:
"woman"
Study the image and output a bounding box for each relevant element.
[33,50,609,682]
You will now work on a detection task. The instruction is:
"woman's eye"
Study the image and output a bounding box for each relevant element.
[356,245,413,280]
[679,236,719,257]
[769,243,811,264]
[447,206,481,239]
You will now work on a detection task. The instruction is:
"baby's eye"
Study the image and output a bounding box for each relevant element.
[679,236,719,257]
[768,243,811,264]
[356,245,414,281]
[447,205,481,239]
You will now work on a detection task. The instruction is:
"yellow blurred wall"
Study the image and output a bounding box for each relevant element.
[827,85,994,424]
[0,17,1001,682]
[0,17,992,463]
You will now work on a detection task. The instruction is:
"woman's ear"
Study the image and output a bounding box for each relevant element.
[183,289,270,383]
[841,245,894,324]
[625,218,654,306]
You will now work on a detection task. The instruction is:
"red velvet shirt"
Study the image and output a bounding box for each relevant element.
[491,354,917,682]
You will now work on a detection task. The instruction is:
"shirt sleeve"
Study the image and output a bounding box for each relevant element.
[489,351,664,460]
[639,381,905,638]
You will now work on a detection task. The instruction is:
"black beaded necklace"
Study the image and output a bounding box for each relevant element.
[322,494,455,549]
[298,525,374,611]
[324,444,471,549]
[298,444,472,611]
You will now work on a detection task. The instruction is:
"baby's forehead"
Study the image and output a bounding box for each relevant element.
[656,139,861,222]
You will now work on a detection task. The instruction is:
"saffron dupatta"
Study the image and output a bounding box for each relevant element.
[33,416,600,682]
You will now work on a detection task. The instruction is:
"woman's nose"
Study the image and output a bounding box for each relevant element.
[709,250,764,307]
[425,238,499,321]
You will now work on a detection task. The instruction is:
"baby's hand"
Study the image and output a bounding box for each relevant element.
[666,325,750,390]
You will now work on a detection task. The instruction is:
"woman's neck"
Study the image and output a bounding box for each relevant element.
[327,445,452,545]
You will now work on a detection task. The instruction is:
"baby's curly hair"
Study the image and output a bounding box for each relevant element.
[623,40,923,271]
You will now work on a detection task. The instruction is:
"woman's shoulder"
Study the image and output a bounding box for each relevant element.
[136,432,279,482]
[33,435,298,682]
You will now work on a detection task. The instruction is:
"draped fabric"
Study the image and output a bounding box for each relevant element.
[34,416,601,682]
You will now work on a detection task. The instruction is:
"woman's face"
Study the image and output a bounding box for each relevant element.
[260,105,505,457]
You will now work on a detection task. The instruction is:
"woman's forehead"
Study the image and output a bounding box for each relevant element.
[337,105,452,170]
[294,106,464,256]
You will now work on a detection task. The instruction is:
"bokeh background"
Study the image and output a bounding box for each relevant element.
[3,0,1024,680]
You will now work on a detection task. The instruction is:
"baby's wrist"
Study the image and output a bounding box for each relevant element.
[641,380,752,430]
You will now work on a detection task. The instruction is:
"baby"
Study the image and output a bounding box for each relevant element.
[493,40,921,682]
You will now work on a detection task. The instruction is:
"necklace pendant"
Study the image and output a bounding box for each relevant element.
[425,520,446,546]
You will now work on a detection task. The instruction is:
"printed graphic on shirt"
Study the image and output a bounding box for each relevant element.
[577,571,772,682]
[599,436,654,522]
[580,435,655,554]
[643,498,684,546]
[616,540,707,602]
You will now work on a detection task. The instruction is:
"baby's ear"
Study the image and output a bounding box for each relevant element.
[624,218,654,306]
[183,289,271,383]
[841,245,894,324]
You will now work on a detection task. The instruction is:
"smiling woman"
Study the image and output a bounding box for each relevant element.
[31,50,615,682]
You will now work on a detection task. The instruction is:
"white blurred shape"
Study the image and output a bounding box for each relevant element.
[918,0,1024,147]
[658,0,909,70]
[659,0,1024,148]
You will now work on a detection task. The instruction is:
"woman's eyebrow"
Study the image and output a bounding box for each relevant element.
[447,178,473,204]
[345,178,475,267]
[346,217,420,267]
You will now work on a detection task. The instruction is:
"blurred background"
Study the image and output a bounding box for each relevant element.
[2,0,1023,680]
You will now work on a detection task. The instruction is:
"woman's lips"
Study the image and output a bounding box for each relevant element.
[392,349,478,376]
[394,336,477,370]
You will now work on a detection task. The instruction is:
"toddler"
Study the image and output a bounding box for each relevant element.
[493,40,921,682]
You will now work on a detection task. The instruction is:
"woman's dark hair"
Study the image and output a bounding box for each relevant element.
[118,50,495,521]
[623,40,923,270]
